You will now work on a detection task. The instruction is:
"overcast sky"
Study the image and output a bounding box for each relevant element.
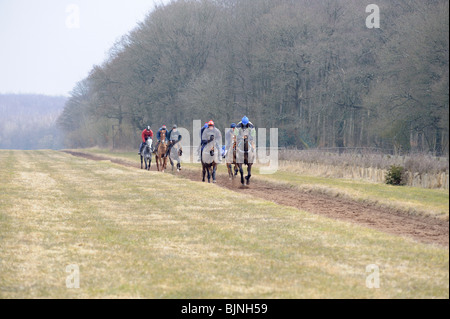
[0,0,169,97]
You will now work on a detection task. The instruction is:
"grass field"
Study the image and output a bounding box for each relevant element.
[0,150,448,298]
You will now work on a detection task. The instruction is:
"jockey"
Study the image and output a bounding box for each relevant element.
[166,124,183,156]
[201,120,222,162]
[224,123,237,158]
[197,122,209,161]
[236,116,256,149]
[138,126,153,155]
[154,125,168,153]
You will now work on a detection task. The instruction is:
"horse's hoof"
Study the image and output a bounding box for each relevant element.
[213,180,216,184]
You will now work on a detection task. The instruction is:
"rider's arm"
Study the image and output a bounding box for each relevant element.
[215,129,223,150]
[142,130,146,143]
[201,129,211,145]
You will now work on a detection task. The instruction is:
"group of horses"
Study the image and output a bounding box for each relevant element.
[140,128,255,186]
[201,127,255,186]
[139,129,181,173]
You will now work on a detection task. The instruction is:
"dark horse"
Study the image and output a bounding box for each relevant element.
[201,136,219,183]
[236,134,255,186]
[140,138,153,170]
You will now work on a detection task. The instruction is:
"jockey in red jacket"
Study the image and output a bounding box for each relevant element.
[139,126,154,154]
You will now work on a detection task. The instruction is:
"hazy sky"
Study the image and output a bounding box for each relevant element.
[0,0,169,97]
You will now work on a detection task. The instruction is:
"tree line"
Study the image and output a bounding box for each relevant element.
[58,0,449,155]
[0,94,65,150]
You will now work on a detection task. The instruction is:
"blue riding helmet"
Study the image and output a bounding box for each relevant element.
[242,116,249,125]
[231,123,236,128]
[204,123,208,129]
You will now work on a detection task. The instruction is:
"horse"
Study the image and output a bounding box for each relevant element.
[236,130,256,186]
[225,136,238,180]
[168,140,183,172]
[140,138,153,170]
[155,131,168,172]
[201,136,219,183]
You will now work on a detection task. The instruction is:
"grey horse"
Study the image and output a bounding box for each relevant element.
[168,141,182,172]
[140,138,153,170]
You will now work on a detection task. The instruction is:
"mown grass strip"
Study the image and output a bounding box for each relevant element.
[1,150,448,298]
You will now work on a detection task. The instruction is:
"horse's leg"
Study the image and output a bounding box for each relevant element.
[207,166,211,183]
[212,164,217,183]
[238,164,245,185]
[140,155,143,169]
[245,164,252,185]
[202,165,206,182]
[227,164,232,180]
[169,156,174,172]
[156,156,160,172]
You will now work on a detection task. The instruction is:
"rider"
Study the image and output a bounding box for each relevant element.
[224,123,237,158]
[236,116,256,149]
[201,120,222,163]
[138,126,154,155]
[197,122,209,161]
[166,124,183,157]
[154,125,168,153]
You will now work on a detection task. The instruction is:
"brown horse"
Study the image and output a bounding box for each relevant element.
[226,136,238,180]
[236,135,255,186]
[201,137,219,183]
[155,130,168,172]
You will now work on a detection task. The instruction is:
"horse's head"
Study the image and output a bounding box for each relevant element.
[146,138,153,147]
[160,130,167,142]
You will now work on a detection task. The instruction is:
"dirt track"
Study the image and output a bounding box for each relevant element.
[63,151,449,247]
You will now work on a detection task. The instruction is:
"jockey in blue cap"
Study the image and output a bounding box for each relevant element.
[236,116,256,149]
[154,125,168,154]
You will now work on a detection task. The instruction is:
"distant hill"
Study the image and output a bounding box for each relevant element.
[0,94,67,150]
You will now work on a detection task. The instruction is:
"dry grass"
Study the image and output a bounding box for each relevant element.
[280,149,449,174]
[0,150,448,298]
